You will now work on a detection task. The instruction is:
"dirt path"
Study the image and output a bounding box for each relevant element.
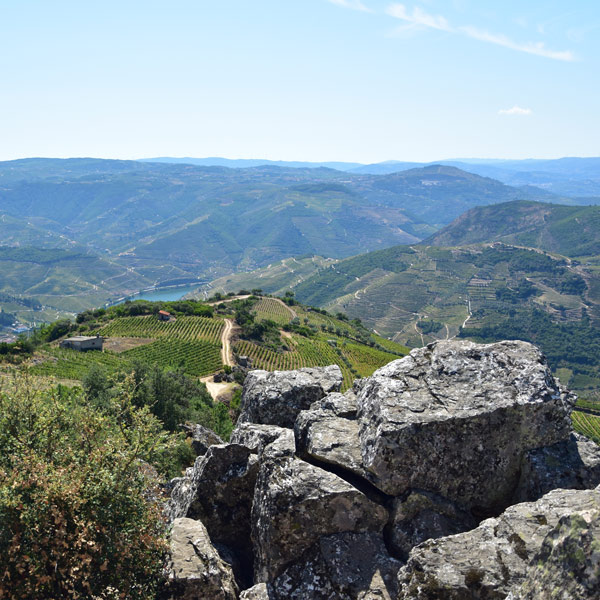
[413,320,425,347]
[200,376,235,402]
[221,319,235,367]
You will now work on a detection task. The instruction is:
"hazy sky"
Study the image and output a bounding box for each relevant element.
[1,0,598,162]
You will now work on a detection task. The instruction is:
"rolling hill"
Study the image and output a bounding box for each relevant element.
[424,200,600,257]
[200,242,600,397]
[0,159,560,285]
[24,296,408,394]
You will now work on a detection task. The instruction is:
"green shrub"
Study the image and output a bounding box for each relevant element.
[0,373,173,599]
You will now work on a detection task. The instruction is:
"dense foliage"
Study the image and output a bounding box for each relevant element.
[82,362,233,440]
[0,374,176,599]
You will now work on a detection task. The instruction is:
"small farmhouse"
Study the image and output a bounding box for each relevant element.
[60,335,104,351]
[158,310,171,321]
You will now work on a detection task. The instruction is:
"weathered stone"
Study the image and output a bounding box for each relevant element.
[315,390,358,418]
[515,432,600,502]
[388,490,477,560]
[239,365,343,428]
[294,402,366,479]
[252,456,388,582]
[231,422,294,455]
[162,517,238,600]
[269,532,400,599]
[183,423,224,457]
[239,583,273,599]
[262,428,296,460]
[186,444,259,555]
[397,486,600,599]
[509,507,600,600]
[357,340,574,511]
[164,442,259,585]
[164,476,195,525]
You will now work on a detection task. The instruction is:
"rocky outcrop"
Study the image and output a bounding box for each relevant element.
[162,518,238,600]
[182,423,224,456]
[252,456,388,582]
[162,339,600,600]
[238,365,343,428]
[356,340,574,511]
[509,505,600,600]
[515,432,600,502]
[397,485,600,599]
[388,490,477,560]
[268,531,400,599]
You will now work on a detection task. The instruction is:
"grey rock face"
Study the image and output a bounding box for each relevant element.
[357,340,574,510]
[238,365,343,428]
[509,506,600,600]
[239,583,273,599]
[186,445,259,558]
[164,476,195,525]
[294,399,366,480]
[388,490,477,560]
[252,456,388,582]
[183,423,224,457]
[162,518,238,600]
[397,486,600,599]
[269,532,400,600]
[516,432,600,502]
[231,422,295,458]
[163,340,600,600]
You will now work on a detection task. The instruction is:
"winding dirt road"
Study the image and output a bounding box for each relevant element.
[221,319,235,367]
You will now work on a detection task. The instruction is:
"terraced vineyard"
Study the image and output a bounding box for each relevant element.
[572,410,600,444]
[29,347,130,380]
[123,339,222,377]
[234,333,402,391]
[95,315,224,343]
[252,298,293,325]
[340,342,399,378]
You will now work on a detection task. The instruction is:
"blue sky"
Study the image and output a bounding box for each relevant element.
[0,0,598,162]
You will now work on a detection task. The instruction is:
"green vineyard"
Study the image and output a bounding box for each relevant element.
[572,410,600,444]
[340,342,399,378]
[252,298,293,325]
[123,339,222,377]
[234,333,400,391]
[30,338,222,381]
[94,315,224,344]
[29,347,131,380]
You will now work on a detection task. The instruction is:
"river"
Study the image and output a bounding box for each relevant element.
[114,284,200,304]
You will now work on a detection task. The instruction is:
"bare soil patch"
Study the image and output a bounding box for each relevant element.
[103,337,155,353]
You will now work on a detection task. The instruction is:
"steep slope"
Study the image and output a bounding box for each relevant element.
[425,200,600,256]
[0,246,151,314]
[0,158,563,308]
[208,243,600,396]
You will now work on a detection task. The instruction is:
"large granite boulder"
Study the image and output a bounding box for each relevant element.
[238,365,343,428]
[165,443,259,585]
[252,456,388,583]
[231,422,296,458]
[294,394,366,480]
[268,531,400,599]
[162,518,238,600]
[509,506,600,599]
[356,340,574,511]
[397,485,600,599]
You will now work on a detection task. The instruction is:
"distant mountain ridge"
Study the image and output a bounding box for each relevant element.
[424,200,600,257]
[0,159,559,293]
[140,156,600,198]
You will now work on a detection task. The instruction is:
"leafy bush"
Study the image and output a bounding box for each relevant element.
[0,374,174,599]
